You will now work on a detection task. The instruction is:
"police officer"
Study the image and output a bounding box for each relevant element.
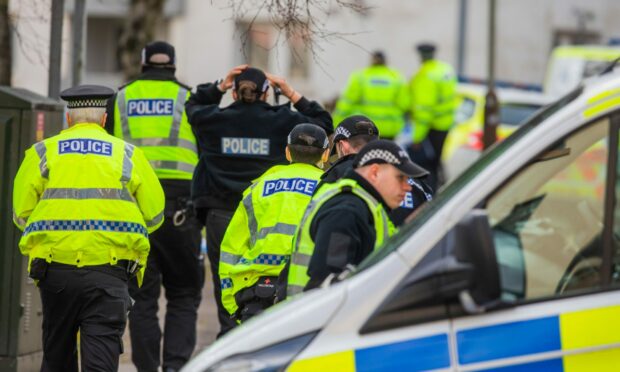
[408,43,458,190]
[318,115,433,226]
[286,140,426,295]
[12,85,165,372]
[219,124,329,328]
[186,65,333,335]
[106,41,202,372]
[333,51,409,139]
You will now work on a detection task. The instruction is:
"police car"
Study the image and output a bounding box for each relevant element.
[442,82,553,181]
[183,67,620,371]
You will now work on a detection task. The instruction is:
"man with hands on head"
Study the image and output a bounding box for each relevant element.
[185,64,332,335]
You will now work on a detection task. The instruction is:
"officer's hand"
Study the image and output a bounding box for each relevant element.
[265,73,300,103]
[220,64,249,92]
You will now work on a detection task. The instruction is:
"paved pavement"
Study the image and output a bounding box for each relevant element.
[119,265,220,371]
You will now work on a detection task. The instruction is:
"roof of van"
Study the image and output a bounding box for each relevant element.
[552,45,620,60]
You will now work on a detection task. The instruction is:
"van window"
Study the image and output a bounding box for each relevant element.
[357,86,582,273]
[499,104,543,126]
[486,118,609,301]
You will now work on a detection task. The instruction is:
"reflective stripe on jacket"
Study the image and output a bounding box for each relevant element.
[219,163,323,316]
[334,65,409,139]
[287,177,396,296]
[410,59,458,143]
[12,123,165,285]
[114,80,198,180]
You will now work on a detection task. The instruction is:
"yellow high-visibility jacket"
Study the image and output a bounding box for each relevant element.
[113,79,198,180]
[410,59,458,143]
[12,123,165,285]
[219,163,323,316]
[333,65,409,139]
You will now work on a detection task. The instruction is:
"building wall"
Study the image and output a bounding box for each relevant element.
[9,0,620,101]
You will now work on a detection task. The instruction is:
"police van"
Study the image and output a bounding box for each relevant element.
[183,67,620,371]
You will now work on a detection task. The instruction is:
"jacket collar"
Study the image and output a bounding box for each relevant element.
[344,168,391,211]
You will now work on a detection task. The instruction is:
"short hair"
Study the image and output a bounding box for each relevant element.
[346,134,377,151]
[288,144,324,164]
[68,107,106,125]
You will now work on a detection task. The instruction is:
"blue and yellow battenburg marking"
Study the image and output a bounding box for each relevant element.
[287,305,620,371]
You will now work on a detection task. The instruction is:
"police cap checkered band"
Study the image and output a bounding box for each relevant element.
[353,139,429,178]
[333,115,379,143]
[288,123,329,149]
[66,99,108,109]
[60,85,114,108]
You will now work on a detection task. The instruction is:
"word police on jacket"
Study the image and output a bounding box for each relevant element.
[263,178,317,197]
[127,99,174,116]
[221,137,270,156]
[59,139,112,156]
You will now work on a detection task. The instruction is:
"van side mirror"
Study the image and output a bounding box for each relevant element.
[404,209,501,313]
[361,210,504,334]
[452,209,502,313]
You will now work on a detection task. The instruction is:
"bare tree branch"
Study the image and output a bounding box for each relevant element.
[222,0,371,67]
[119,0,165,81]
[6,0,50,70]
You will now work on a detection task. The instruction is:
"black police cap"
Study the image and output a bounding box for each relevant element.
[60,85,114,109]
[234,67,269,93]
[288,123,329,149]
[333,115,379,143]
[416,43,436,54]
[354,139,429,178]
[142,41,175,65]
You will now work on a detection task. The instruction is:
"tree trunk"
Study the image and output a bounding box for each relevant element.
[0,0,11,85]
[118,0,165,81]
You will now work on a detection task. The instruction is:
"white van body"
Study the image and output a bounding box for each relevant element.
[184,70,620,371]
[544,45,620,98]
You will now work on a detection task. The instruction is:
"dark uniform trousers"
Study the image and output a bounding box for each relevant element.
[39,265,131,372]
[128,215,203,372]
[203,208,238,337]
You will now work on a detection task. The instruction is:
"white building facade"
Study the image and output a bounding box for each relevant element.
[8,0,620,103]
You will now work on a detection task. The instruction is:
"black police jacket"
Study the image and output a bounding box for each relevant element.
[314,153,356,193]
[186,83,333,211]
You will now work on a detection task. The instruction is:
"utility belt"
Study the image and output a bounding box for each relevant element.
[233,276,278,322]
[29,258,142,282]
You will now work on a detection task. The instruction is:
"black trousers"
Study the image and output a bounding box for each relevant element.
[407,129,448,191]
[39,266,131,372]
[203,208,238,337]
[128,216,203,372]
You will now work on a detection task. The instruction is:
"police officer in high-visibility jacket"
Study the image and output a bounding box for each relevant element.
[333,51,409,140]
[286,140,426,296]
[105,41,202,372]
[12,85,165,372]
[219,124,329,327]
[408,43,458,190]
